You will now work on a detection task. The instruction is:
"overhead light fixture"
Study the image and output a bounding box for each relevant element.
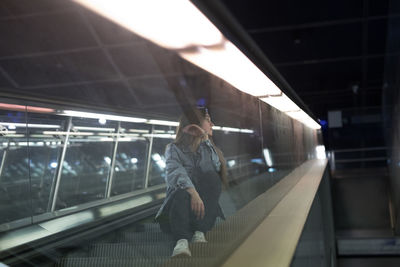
[263,148,273,167]
[43,131,94,136]
[0,123,60,129]
[129,129,150,133]
[72,0,222,49]
[146,120,179,127]
[62,110,147,123]
[260,94,300,112]
[72,126,115,132]
[180,41,281,97]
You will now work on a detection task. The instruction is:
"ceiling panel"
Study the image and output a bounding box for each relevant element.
[0,0,75,17]
[108,44,164,78]
[251,23,363,63]
[278,60,363,92]
[0,49,118,87]
[128,76,177,105]
[221,0,363,29]
[0,11,96,57]
[17,81,138,108]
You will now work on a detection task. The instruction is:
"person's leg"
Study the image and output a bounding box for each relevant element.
[168,189,194,241]
[191,171,222,234]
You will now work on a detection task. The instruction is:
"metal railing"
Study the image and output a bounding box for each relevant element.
[327,146,388,171]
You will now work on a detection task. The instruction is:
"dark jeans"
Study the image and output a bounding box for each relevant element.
[161,171,222,241]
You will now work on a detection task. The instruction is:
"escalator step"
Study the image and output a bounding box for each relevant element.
[121,231,173,243]
[88,243,226,258]
[89,243,173,258]
[57,257,214,267]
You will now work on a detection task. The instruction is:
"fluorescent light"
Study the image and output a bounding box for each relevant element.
[142,133,176,139]
[285,110,309,121]
[212,126,222,130]
[73,126,115,132]
[100,137,114,142]
[146,120,179,127]
[240,129,254,134]
[222,127,241,133]
[43,131,93,136]
[260,94,300,112]
[62,110,146,123]
[263,148,273,167]
[180,41,281,97]
[3,134,25,138]
[316,145,326,159]
[129,129,149,133]
[0,122,60,129]
[285,110,321,129]
[73,0,222,49]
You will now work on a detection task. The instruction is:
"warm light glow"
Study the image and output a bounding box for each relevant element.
[0,103,54,113]
[260,94,300,112]
[72,0,223,49]
[180,41,281,97]
[62,110,147,123]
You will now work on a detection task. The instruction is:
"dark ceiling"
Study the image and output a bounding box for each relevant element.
[221,0,393,119]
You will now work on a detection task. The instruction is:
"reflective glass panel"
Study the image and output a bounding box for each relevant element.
[27,113,66,215]
[110,122,151,196]
[56,118,117,209]
[0,108,29,224]
[148,125,177,187]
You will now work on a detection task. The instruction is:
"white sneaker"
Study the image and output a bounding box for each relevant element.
[192,231,207,243]
[171,239,191,257]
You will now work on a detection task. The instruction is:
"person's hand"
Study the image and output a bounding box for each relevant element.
[182,124,207,138]
[186,188,205,220]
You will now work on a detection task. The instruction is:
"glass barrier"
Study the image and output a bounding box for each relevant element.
[26,113,66,215]
[0,108,29,224]
[110,122,151,196]
[148,125,177,187]
[56,117,117,209]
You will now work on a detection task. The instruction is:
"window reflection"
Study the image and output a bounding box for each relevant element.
[148,126,176,187]
[27,114,65,215]
[0,110,29,224]
[110,122,151,196]
[56,118,116,209]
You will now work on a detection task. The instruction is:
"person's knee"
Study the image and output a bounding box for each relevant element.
[174,188,191,201]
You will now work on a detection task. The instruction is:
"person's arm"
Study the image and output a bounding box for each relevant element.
[165,144,205,219]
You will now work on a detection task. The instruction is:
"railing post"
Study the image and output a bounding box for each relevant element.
[49,117,72,212]
[105,121,120,198]
[144,125,154,189]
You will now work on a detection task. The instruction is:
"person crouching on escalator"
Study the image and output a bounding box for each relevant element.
[155,107,228,257]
